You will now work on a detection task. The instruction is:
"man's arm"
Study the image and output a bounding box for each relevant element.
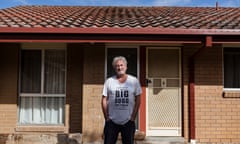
[130,95,141,121]
[101,96,109,121]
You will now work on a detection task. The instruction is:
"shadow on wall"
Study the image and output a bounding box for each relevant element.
[184,44,223,86]
[0,134,8,144]
[0,43,20,104]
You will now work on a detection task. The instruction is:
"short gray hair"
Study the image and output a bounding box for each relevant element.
[112,56,128,67]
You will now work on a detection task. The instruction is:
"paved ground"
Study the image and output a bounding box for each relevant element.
[135,137,186,144]
[1,133,187,144]
[84,137,187,144]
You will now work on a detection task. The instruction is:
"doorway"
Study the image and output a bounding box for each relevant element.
[146,47,182,136]
[106,47,139,128]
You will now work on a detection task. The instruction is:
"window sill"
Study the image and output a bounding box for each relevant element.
[223,90,240,98]
[15,125,67,133]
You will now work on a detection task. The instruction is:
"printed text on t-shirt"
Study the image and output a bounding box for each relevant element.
[115,88,129,106]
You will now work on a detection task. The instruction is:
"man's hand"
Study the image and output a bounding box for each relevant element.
[101,96,109,121]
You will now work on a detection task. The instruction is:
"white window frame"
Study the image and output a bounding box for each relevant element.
[18,44,67,125]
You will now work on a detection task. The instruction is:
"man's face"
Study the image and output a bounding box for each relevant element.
[114,60,127,75]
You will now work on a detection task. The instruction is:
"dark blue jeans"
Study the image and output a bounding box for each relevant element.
[104,120,136,144]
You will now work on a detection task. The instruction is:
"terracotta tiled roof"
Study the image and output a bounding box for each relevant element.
[1,6,240,29]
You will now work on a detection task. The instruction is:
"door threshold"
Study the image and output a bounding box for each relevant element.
[136,136,186,144]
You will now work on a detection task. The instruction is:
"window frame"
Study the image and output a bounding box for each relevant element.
[18,46,67,125]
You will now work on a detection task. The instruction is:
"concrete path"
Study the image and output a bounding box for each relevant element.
[84,137,187,144]
[135,137,186,144]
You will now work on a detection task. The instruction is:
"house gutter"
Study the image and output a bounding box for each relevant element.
[0,27,240,43]
[188,36,212,144]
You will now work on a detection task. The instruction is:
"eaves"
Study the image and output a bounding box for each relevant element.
[0,27,240,43]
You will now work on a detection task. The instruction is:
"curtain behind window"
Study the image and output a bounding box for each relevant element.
[44,50,65,94]
[20,50,41,93]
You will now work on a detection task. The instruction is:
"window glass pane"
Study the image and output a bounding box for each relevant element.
[224,48,240,88]
[44,50,66,94]
[20,50,41,93]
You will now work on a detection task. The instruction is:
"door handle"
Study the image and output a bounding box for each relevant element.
[145,79,152,86]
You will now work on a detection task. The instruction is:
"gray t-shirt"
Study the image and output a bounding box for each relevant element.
[102,75,142,125]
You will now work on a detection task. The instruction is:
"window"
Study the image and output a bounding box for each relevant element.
[224,48,240,89]
[19,49,66,124]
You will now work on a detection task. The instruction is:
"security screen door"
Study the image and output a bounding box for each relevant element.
[146,48,181,136]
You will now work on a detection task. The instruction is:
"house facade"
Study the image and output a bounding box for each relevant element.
[0,6,240,143]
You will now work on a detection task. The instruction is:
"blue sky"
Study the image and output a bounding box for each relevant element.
[0,0,239,9]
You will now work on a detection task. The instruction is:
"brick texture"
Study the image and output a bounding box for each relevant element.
[183,44,240,143]
[1,42,240,143]
[67,44,84,133]
[82,43,105,142]
[0,43,19,133]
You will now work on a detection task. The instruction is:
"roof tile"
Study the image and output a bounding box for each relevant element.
[0,6,240,29]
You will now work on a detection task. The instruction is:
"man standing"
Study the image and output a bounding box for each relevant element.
[101,56,142,144]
